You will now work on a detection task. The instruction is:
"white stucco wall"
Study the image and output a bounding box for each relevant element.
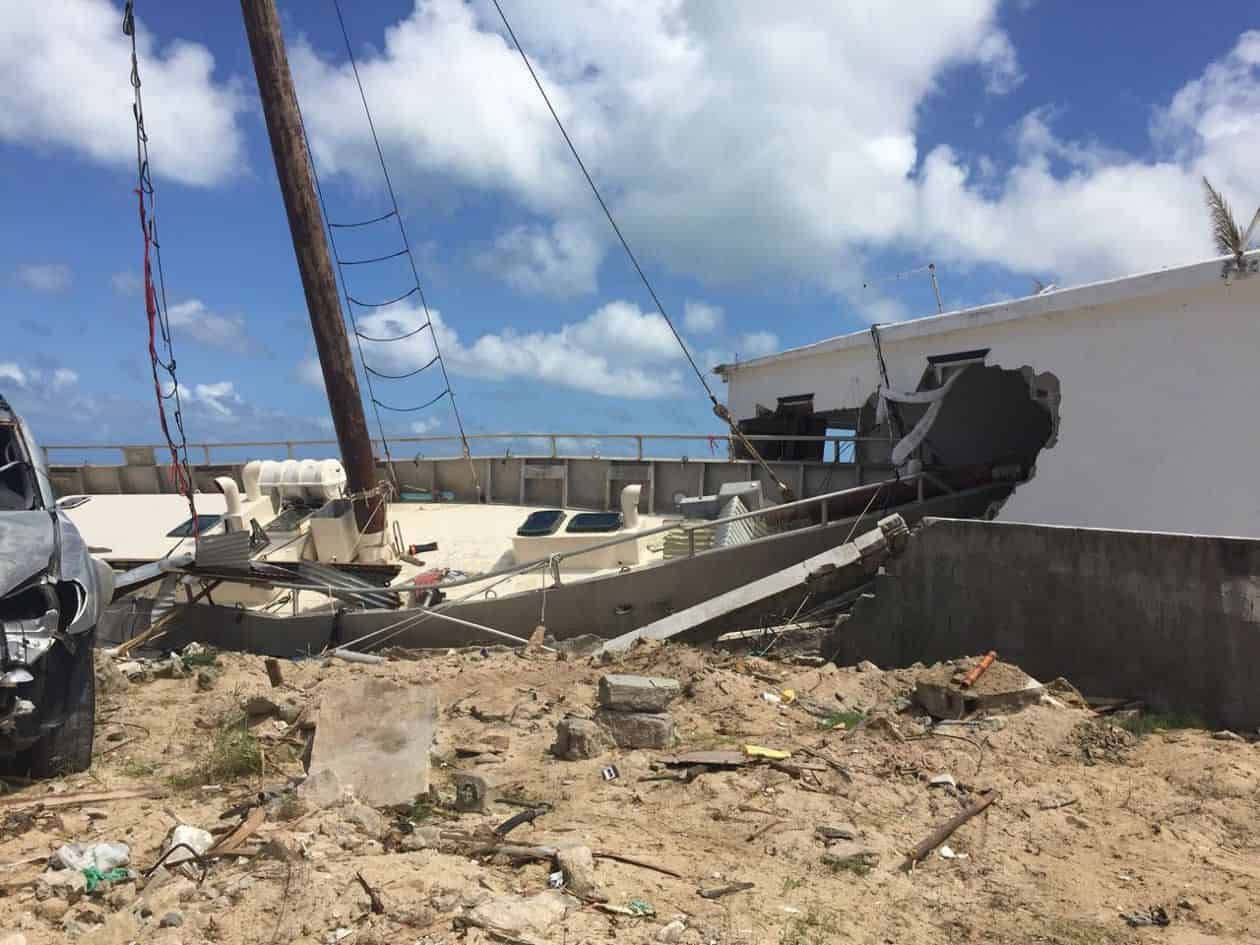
[723,255,1260,537]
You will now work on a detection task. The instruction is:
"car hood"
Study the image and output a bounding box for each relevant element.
[0,512,56,597]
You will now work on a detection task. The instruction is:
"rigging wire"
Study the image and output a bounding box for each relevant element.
[122,1,198,535]
[488,0,798,500]
[330,0,481,498]
[487,0,714,405]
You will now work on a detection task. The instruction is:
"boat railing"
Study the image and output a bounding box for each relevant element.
[189,474,922,597]
[43,431,882,465]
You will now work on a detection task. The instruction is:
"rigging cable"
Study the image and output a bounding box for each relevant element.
[330,0,481,499]
[122,1,199,535]
[488,0,797,500]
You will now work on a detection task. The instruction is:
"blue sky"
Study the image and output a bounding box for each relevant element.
[2,1,1257,460]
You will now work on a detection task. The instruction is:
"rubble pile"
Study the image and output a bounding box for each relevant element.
[0,637,1255,945]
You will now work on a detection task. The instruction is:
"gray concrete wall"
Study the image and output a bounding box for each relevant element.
[830,518,1260,729]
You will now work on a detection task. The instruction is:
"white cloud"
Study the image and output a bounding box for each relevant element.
[473,220,602,297]
[16,263,71,292]
[51,368,78,391]
[0,0,246,187]
[292,4,1259,303]
[166,299,252,354]
[739,332,781,359]
[914,32,1260,282]
[0,363,79,395]
[974,28,1024,94]
[111,271,143,295]
[0,363,28,388]
[683,301,723,334]
[179,380,242,420]
[355,299,688,399]
[409,417,442,434]
[295,356,325,388]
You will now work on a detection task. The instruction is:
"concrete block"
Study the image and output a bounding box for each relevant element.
[598,674,682,712]
[307,678,437,807]
[595,709,674,749]
[452,771,494,812]
[552,717,613,760]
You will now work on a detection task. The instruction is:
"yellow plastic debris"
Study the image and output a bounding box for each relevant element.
[742,745,792,760]
[780,688,797,705]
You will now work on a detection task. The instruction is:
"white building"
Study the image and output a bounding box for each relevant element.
[717,251,1260,538]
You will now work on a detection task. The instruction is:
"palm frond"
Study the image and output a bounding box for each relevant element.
[1202,176,1244,257]
[1241,206,1260,253]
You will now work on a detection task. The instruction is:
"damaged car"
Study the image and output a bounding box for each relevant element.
[1,395,113,776]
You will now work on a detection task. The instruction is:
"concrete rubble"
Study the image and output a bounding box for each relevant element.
[0,629,1255,945]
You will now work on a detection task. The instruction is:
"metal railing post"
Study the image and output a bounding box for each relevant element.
[688,528,696,558]
[286,442,295,459]
[202,445,212,465]
[550,435,558,459]
[635,436,643,460]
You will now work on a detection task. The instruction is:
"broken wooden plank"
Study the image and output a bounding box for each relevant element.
[900,790,1000,871]
[207,806,265,859]
[0,787,164,812]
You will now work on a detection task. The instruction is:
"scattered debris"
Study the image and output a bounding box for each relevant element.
[556,844,606,901]
[959,650,997,688]
[1121,906,1171,928]
[900,790,1000,872]
[698,880,755,899]
[453,771,495,812]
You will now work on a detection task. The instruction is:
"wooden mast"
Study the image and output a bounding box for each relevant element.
[239,0,383,535]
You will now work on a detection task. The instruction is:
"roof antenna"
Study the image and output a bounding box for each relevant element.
[862,262,944,314]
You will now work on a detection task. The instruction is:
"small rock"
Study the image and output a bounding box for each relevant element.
[399,825,443,852]
[243,694,279,716]
[159,911,184,928]
[553,634,605,659]
[464,891,570,938]
[552,718,613,760]
[1211,730,1244,742]
[95,657,131,694]
[83,809,109,821]
[594,709,674,749]
[154,655,188,679]
[195,669,216,691]
[815,824,858,841]
[343,803,390,840]
[928,773,956,791]
[555,844,606,902]
[106,886,135,910]
[855,660,881,674]
[452,771,494,812]
[39,868,87,897]
[35,898,70,921]
[481,733,511,752]
[277,700,304,724]
[1065,813,1094,830]
[68,903,106,926]
[598,674,683,713]
[657,919,687,943]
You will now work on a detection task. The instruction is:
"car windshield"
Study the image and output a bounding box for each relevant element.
[0,423,38,512]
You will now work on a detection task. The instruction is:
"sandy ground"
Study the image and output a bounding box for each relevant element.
[1,640,1258,945]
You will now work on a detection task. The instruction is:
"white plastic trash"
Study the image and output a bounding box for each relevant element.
[162,825,214,865]
[51,841,130,872]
